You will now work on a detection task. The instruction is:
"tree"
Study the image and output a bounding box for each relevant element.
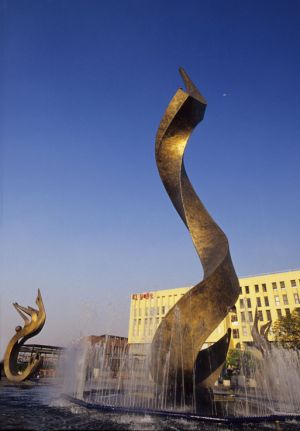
[226,348,241,371]
[225,349,256,377]
[272,309,300,350]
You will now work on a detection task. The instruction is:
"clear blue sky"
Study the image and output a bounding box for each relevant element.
[1,0,300,355]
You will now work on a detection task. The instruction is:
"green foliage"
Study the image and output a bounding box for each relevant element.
[225,348,256,377]
[226,348,241,370]
[272,309,300,350]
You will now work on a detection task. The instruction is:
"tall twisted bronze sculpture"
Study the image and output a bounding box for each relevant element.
[151,69,240,405]
[4,289,46,382]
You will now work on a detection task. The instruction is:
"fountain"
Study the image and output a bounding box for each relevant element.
[61,69,300,425]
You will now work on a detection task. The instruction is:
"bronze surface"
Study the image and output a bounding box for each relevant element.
[194,329,231,389]
[151,69,240,392]
[251,307,271,356]
[4,289,46,382]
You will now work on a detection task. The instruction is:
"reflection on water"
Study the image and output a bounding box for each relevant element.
[0,381,299,430]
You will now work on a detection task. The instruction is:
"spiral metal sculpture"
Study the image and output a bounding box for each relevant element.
[151,69,240,400]
[4,289,46,382]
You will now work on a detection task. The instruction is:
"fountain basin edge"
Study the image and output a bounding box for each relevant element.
[62,394,300,425]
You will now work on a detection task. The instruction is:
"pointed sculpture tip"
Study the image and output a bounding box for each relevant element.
[178,66,188,79]
[178,67,207,105]
[178,67,192,90]
[37,288,43,301]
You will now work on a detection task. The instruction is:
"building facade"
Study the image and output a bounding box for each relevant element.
[18,344,64,378]
[128,269,300,349]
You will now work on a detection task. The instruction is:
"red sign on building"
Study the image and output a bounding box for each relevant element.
[132,292,153,300]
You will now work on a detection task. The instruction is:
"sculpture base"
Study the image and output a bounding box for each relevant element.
[63,393,300,425]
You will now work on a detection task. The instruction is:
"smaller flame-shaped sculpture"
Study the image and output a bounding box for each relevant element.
[4,289,46,382]
[251,307,272,356]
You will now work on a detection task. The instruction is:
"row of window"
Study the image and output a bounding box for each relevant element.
[232,307,292,325]
[132,294,186,317]
[232,325,269,339]
[133,306,300,338]
[239,293,299,309]
[133,305,169,318]
[233,328,246,338]
[133,291,300,318]
[232,308,295,340]
[133,308,293,339]
[241,279,299,295]
[132,317,161,337]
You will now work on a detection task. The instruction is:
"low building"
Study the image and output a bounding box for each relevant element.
[128,269,300,349]
[18,343,64,378]
[81,334,129,380]
[83,334,128,348]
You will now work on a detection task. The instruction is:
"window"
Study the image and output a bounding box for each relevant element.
[133,319,137,336]
[245,286,250,294]
[280,281,286,290]
[240,311,246,322]
[277,309,282,318]
[285,308,291,317]
[256,297,262,307]
[239,298,244,308]
[156,317,160,327]
[145,307,148,317]
[262,283,267,292]
[161,306,166,315]
[291,280,297,288]
[239,286,242,294]
[149,318,153,336]
[233,329,240,339]
[255,284,259,293]
[133,307,137,318]
[242,326,248,336]
[248,311,253,322]
[266,310,271,321]
[294,293,300,304]
[144,319,148,335]
[247,298,251,308]
[231,314,238,322]
[272,282,278,291]
[274,295,280,306]
[137,319,141,336]
[264,296,269,307]
[258,310,263,321]
[156,307,160,315]
[283,295,289,305]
